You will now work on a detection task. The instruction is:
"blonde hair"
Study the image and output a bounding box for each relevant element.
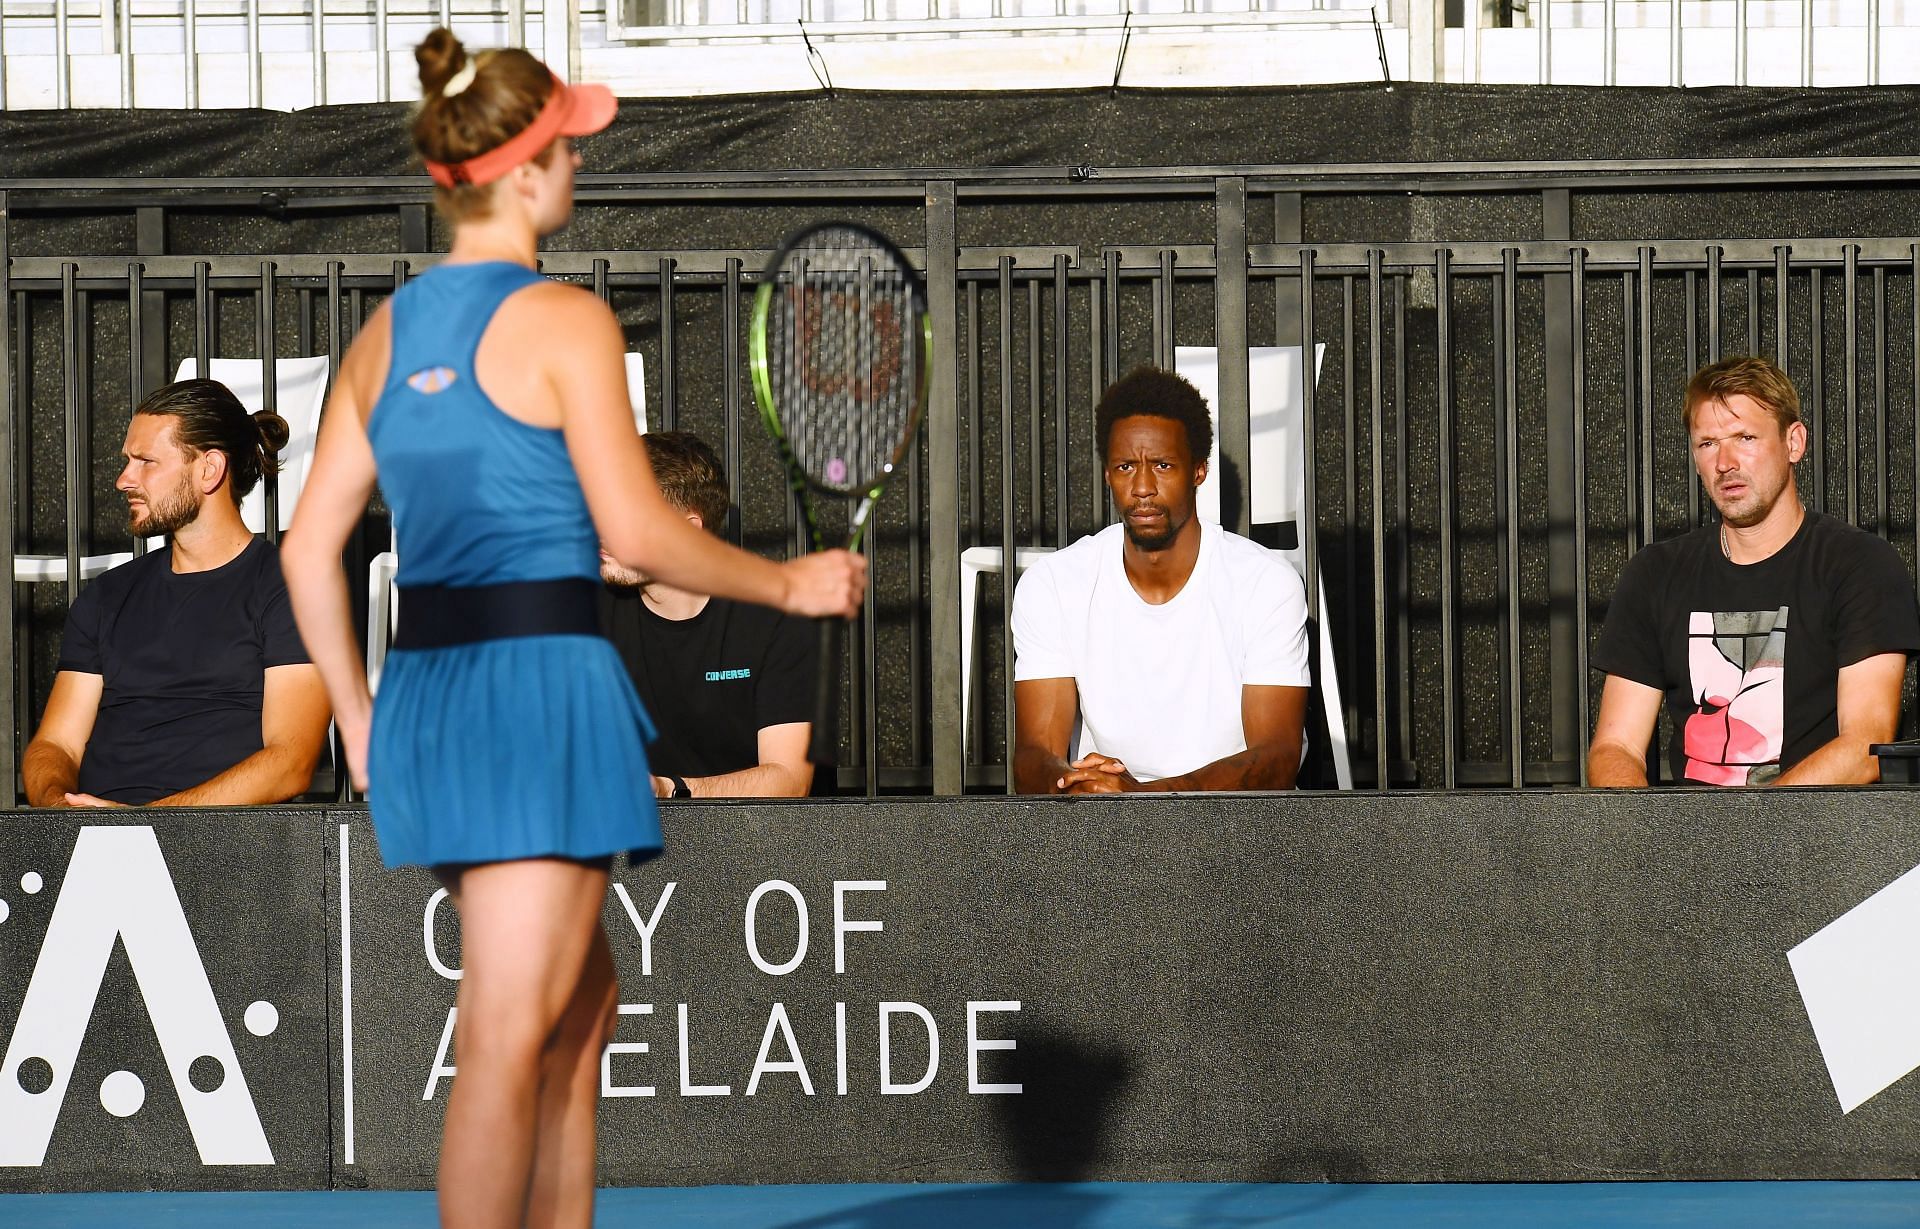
[1683,356,1802,433]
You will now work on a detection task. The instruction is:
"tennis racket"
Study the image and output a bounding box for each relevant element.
[748,221,932,766]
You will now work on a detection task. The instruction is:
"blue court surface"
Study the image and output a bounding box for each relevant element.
[5,1181,1918,1228]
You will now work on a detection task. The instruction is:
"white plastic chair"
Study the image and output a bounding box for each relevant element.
[12,355,331,583]
[964,344,1351,789]
[366,352,650,693]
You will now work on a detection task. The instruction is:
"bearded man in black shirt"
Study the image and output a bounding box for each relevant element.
[23,379,330,807]
[1589,356,1920,787]
[599,431,820,799]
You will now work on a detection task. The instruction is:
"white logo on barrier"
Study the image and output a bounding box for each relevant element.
[0,826,275,1166]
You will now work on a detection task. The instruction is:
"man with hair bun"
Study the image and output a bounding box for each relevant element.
[1011,365,1312,793]
[23,378,330,807]
[1589,355,1920,786]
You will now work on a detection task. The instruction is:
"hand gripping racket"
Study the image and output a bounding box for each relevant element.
[748,222,932,767]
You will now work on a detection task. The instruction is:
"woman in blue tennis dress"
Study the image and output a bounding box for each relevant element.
[280,29,866,1229]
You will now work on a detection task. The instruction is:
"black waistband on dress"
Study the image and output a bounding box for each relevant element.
[393,577,602,650]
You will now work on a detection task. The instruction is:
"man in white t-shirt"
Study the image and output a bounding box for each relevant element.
[1010,366,1311,793]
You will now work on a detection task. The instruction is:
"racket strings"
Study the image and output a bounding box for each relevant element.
[765,225,922,497]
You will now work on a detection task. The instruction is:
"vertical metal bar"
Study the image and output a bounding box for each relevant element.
[1802,0,1813,86]
[194,262,212,376]
[1052,254,1070,546]
[862,529,879,796]
[1845,245,1859,525]
[1367,249,1388,791]
[120,0,134,107]
[1734,0,1747,86]
[1464,0,1481,84]
[0,2,9,109]
[441,0,452,25]
[998,256,1016,794]
[1157,247,1177,369]
[1811,266,1826,512]
[1215,177,1250,538]
[658,258,677,431]
[298,287,312,359]
[1300,247,1320,626]
[1775,245,1791,374]
[1501,248,1523,787]
[1622,269,1638,553]
[1874,264,1887,536]
[1089,266,1105,530]
[260,260,280,542]
[1572,247,1591,786]
[327,262,344,392]
[311,0,325,107]
[1538,0,1552,83]
[1638,247,1655,544]
[0,193,13,806]
[723,258,742,539]
[374,0,390,103]
[908,373,925,776]
[1027,278,1042,546]
[62,263,85,603]
[593,258,609,304]
[1747,269,1760,356]
[247,0,262,108]
[1604,0,1617,86]
[1342,275,1358,717]
[511,0,527,47]
[1393,273,1412,768]
[1685,269,1700,527]
[55,0,71,109]
[1870,0,1882,85]
[1437,247,1458,789]
[967,281,982,562]
[1706,245,1722,363]
[1103,247,1121,387]
[1912,245,1919,572]
[928,182,963,797]
[1669,0,1682,86]
[1541,190,1581,780]
[185,0,199,108]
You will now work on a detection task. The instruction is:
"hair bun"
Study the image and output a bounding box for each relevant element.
[253,409,291,457]
[415,26,467,97]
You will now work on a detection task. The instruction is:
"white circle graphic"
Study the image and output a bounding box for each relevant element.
[20,872,43,895]
[0,899,8,925]
[244,1001,279,1037]
[100,1070,145,1118]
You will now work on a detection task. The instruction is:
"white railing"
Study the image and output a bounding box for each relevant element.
[0,0,1914,107]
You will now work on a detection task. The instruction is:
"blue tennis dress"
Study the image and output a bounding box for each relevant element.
[365,261,662,868]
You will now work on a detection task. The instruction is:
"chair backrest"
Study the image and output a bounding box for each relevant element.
[625,351,649,434]
[168,355,332,534]
[1173,343,1326,539]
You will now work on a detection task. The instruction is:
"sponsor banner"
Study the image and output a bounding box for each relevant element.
[0,814,330,1192]
[11,793,1920,1190]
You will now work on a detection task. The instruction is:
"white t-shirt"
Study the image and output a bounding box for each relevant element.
[1011,521,1311,781]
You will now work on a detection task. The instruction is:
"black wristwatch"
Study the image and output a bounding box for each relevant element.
[666,774,692,800]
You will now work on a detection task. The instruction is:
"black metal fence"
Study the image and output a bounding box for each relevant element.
[9,160,1920,801]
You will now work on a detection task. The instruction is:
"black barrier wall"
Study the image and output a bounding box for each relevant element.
[4,792,1920,1191]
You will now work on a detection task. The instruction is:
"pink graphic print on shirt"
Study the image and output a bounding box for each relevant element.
[1684,608,1788,786]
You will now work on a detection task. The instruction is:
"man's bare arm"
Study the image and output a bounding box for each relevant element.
[1773,652,1907,786]
[658,721,816,798]
[1586,675,1664,787]
[148,664,332,806]
[1061,684,1308,793]
[1013,677,1079,794]
[23,671,103,806]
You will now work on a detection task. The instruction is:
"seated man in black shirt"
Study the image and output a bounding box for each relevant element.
[23,379,330,807]
[1588,356,1920,786]
[599,431,820,798]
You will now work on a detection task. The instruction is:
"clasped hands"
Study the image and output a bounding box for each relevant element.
[1056,751,1147,794]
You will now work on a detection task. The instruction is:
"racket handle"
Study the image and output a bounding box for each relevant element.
[811,616,842,770]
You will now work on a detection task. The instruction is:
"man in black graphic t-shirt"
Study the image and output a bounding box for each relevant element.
[599,432,820,799]
[1590,356,1920,786]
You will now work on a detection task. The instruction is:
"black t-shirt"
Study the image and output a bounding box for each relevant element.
[56,538,312,804]
[600,588,818,779]
[1592,510,1920,785]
